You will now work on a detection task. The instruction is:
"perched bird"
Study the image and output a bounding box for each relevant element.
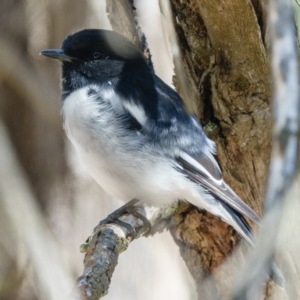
[41,29,283,285]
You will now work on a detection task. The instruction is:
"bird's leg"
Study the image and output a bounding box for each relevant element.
[125,207,152,236]
[96,198,140,239]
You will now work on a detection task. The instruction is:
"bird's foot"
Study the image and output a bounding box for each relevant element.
[126,207,152,236]
[95,198,140,239]
[80,200,152,252]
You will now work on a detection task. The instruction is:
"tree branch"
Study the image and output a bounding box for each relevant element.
[70,202,189,300]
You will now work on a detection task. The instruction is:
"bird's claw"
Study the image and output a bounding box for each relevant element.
[95,198,140,239]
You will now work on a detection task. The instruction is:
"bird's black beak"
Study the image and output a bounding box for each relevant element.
[40,49,74,63]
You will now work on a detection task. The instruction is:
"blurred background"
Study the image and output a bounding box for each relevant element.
[1,1,300,300]
[0,1,197,299]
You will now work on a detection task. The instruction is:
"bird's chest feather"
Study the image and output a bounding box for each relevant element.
[62,87,121,154]
[61,86,146,198]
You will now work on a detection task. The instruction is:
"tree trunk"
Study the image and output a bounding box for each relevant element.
[168,0,274,298]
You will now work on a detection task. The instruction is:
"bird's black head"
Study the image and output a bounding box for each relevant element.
[61,29,144,62]
[40,29,148,98]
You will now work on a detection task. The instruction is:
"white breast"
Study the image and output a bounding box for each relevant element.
[62,87,135,197]
[61,86,199,206]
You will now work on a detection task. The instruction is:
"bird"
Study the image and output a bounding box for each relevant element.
[40,29,283,286]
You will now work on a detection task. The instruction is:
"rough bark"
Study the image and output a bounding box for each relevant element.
[171,0,271,214]
[167,1,274,297]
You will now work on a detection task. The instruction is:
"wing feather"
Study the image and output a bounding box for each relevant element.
[177,152,260,223]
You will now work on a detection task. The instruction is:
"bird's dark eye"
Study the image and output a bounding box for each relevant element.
[92,51,103,60]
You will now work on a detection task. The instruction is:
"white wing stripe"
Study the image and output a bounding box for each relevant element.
[180,152,223,186]
[123,102,147,125]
